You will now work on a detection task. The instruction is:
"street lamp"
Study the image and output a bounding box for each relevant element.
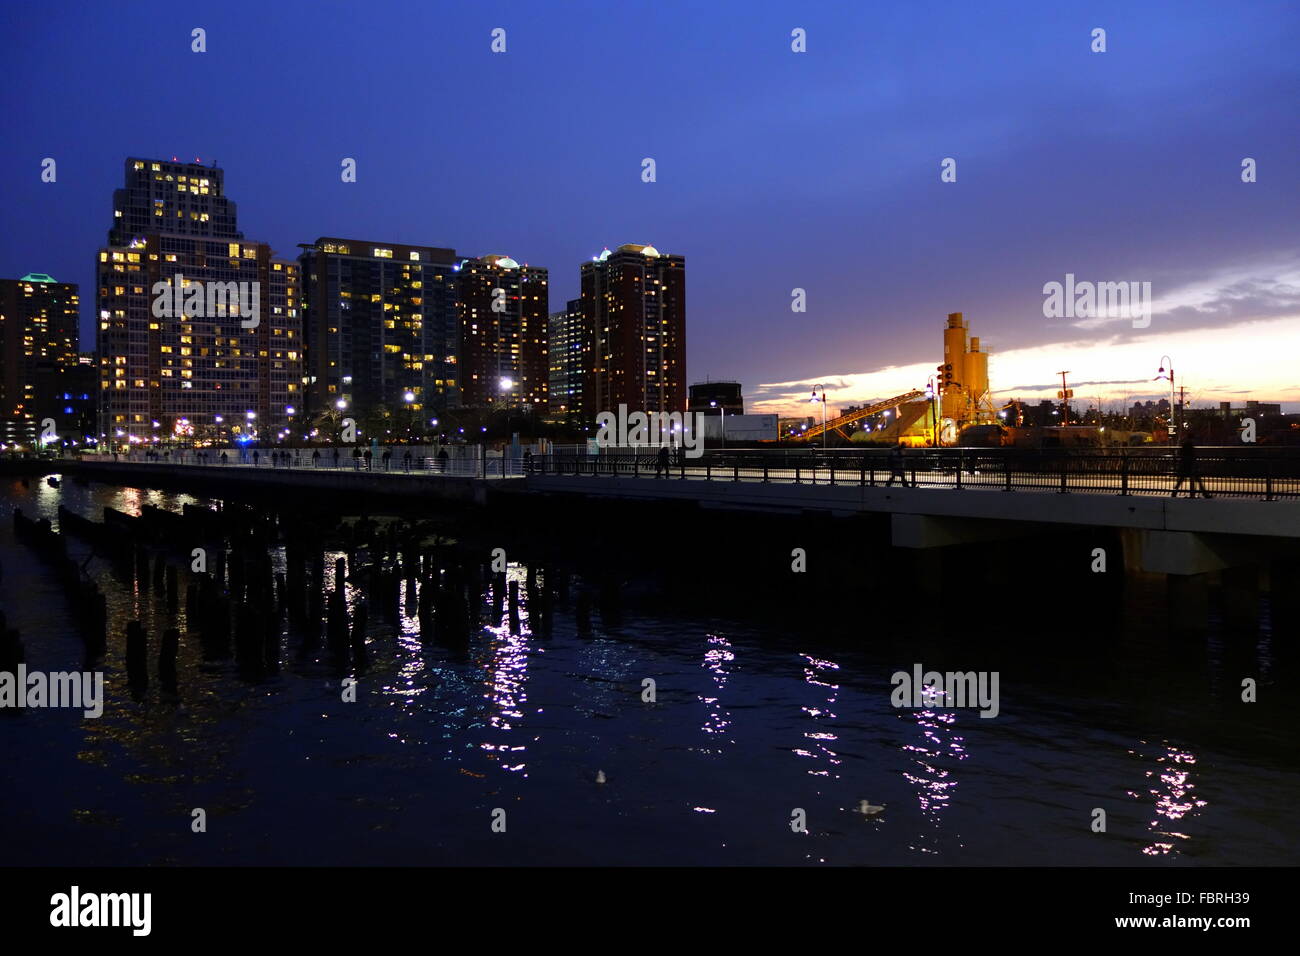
[810,384,829,450]
[926,376,938,446]
[1155,356,1176,441]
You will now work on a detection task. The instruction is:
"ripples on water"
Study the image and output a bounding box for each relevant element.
[0,475,1296,865]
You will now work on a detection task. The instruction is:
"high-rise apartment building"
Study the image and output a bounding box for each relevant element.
[108,156,242,246]
[298,238,460,426]
[580,244,685,420]
[548,298,586,423]
[96,158,301,448]
[456,255,548,410]
[0,274,80,446]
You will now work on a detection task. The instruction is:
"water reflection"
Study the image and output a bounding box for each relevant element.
[479,563,532,775]
[0,477,1293,866]
[901,683,968,856]
[796,653,841,780]
[696,633,734,753]
[1131,740,1208,857]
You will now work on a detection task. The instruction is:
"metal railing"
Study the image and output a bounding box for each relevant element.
[81,450,528,478]
[528,447,1300,500]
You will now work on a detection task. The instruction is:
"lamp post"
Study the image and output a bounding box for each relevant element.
[926,376,938,446]
[810,384,828,451]
[1056,371,1071,428]
[1156,356,1175,442]
[710,400,726,449]
[403,391,416,440]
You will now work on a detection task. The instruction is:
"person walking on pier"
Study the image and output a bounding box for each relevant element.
[1172,437,1212,498]
[382,449,392,471]
[312,449,321,468]
[402,450,412,472]
[886,442,912,488]
[655,444,670,478]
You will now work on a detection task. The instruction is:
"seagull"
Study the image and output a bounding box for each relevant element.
[856,800,886,817]
[595,770,607,785]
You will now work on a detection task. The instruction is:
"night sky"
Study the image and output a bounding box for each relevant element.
[2,0,1297,414]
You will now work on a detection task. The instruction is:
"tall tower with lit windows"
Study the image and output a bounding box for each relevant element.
[95,158,301,450]
[579,243,685,421]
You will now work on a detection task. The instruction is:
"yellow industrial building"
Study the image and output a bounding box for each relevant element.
[802,311,997,446]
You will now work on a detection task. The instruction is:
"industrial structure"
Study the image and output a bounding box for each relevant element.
[799,311,995,446]
[937,311,994,440]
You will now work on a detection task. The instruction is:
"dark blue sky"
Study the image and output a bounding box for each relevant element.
[2,0,1297,412]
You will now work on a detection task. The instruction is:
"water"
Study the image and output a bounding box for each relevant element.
[1,473,1296,866]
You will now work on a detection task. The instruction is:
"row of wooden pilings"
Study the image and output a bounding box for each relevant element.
[10,499,611,698]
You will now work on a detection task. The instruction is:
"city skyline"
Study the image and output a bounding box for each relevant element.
[2,0,1296,420]
[2,0,1298,905]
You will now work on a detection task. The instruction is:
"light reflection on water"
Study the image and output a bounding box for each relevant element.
[696,633,734,754]
[0,478,1295,866]
[797,653,841,781]
[1134,741,1209,857]
[901,691,968,857]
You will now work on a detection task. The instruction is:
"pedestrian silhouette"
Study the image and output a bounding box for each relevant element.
[656,444,670,478]
[1171,437,1212,498]
[886,442,912,488]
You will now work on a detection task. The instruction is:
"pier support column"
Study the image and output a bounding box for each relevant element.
[1166,573,1210,635]
[1220,565,1260,635]
[1269,558,1300,649]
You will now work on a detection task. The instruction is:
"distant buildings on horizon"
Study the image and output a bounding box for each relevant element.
[1,156,689,448]
[4,157,1294,449]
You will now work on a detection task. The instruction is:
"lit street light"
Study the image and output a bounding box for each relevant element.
[810,384,829,451]
[926,376,939,446]
[1156,355,1176,442]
